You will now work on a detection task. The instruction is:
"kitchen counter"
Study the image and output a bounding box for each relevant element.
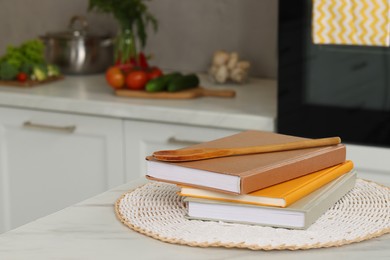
[0,74,278,236]
[0,178,388,259]
[0,74,276,131]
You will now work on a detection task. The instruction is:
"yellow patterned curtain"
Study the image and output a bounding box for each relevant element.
[312,0,390,46]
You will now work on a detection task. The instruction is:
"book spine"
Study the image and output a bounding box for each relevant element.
[240,145,346,194]
[283,161,353,206]
[302,172,356,229]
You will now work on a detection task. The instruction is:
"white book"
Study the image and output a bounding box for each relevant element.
[185,171,356,229]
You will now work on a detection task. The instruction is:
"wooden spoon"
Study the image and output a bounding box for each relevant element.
[152,136,341,162]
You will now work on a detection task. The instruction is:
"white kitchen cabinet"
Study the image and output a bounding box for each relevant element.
[124,120,239,180]
[346,143,390,186]
[0,107,125,233]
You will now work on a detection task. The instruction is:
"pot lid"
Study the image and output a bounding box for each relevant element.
[44,16,109,39]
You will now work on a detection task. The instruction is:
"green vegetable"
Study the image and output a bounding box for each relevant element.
[0,62,19,80]
[0,40,45,71]
[88,0,158,63]
[167,74,200,92]
[145,72,182,92]
[33,65,47,81]
[20,39,45,64]
[1,46,25,68]
[0,39,50,81]
[47,64,60,77]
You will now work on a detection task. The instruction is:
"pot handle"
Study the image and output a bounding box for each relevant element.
[68,15,88,32]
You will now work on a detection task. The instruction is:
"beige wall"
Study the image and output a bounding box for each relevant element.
[0,0,278,78]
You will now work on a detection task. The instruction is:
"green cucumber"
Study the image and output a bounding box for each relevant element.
[145,72,182,92]
[167,74,199,92]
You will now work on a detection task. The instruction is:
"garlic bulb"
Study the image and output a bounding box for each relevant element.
[214,66,229,84]
[212,50,230,66]
[230,67,248,83]
[209,50,251,84]
[227,52,239,70]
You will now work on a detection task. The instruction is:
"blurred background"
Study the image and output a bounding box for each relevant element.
[0,0,278,78]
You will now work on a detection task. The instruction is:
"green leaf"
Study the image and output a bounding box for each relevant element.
[0,61,19,80]
[136,17,147,48]
[88,0,158,50]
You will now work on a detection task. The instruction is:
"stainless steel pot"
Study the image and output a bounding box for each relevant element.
[41,16,114,75]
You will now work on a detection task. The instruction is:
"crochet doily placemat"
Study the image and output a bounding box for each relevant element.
[115,179,390,250]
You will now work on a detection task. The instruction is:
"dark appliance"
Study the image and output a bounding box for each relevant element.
[277,0,390,147]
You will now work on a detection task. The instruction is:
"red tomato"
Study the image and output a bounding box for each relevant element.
[148,67,163,80]
[105,67,125,89]
[17,72,28,82]
[116,63,134,75]
[126,70,149,90]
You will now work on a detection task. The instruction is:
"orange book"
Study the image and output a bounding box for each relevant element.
[179,160,353,208]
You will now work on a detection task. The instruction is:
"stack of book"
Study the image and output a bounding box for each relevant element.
[146,130,356,229]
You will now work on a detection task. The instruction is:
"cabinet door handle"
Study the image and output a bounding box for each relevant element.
[167,136,200,146]
[23,121,76,133]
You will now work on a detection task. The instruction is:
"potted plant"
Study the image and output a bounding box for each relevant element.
[88,0,158,66]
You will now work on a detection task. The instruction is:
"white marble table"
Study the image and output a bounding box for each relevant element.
[0,178,388,260]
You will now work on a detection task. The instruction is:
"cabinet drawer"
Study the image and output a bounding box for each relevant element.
[346,143,390,186]
[0,107,125,233]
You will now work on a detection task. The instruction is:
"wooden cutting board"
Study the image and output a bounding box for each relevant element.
[0,75,64,88]
[115,87,236,99]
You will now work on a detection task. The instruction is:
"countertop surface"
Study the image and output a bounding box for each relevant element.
[1,76,388,259]
[0,74,276,131]
[0,178,388,260]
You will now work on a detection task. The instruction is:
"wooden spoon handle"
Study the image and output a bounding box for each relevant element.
[152,136,341,162]
[229,137,341,155]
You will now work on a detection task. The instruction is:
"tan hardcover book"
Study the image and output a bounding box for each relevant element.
[185,171,357,229]
[146,130,346,194]
[178,161,353,207]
